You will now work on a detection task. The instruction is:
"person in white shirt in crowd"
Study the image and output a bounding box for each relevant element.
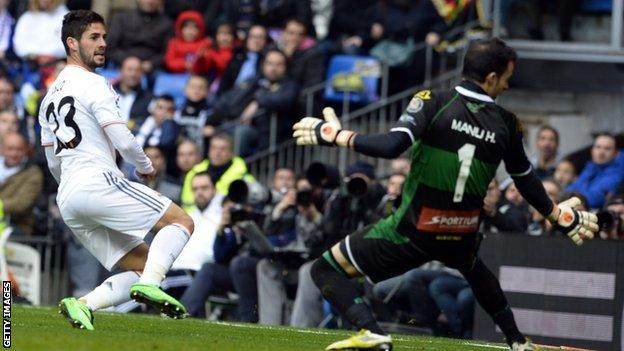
[13,0,69,66]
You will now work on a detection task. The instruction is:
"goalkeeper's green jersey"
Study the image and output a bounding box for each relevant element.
[377,80,532,240]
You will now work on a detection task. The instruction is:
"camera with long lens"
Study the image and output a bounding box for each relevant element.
[296,189,313,207]
[227,179,251,224]
[306,162,341,189]
[344,176,368,197]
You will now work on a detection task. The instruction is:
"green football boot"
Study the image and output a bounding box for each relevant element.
[129,283,187,319]
[325,330,392,350]
[58,297,94,331]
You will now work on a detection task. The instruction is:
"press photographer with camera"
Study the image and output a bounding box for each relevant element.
[598,193,624,239]
[180,179,262,322]
[262,168,298,248]
[322,161,386,247]
[257,176,325,325]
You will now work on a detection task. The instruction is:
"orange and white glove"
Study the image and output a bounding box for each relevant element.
[292,107,355,147]
[549,197,598,246]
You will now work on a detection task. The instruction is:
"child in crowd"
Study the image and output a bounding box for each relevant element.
[193,22,236,83]
[164,11,212,73]
[175,75,220,155]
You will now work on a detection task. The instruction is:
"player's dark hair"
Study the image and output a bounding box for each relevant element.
[62,10,105,55]
[537,125,559,145]
[462,38,517,83]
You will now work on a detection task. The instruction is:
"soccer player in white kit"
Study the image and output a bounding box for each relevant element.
[40,10,195,330]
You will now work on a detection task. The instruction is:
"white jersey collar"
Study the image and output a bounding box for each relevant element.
[455,85,495,103]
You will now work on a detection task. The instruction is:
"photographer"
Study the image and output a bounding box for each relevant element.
[180,181,261,322]
[262,168,298,248]
[257,176,323,325]
[599,193,624,240]
[289,162,386,327]
[321,161,386,248]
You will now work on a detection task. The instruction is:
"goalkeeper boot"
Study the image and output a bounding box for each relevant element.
[58,297,94,331]
[129,283,187,319]
[325,330,392,350]
[510,338,540,351]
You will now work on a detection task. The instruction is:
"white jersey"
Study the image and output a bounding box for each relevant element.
[39,65,126,196]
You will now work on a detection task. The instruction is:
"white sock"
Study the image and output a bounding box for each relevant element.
[79,271,140,311]
[139,224,190,285]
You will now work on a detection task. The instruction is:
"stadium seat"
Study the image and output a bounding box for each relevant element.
[153,72,190,107]
[581,0,612,12]
[6,240,41,306]
[324,55,381,105]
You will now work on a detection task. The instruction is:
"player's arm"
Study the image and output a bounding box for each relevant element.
[503,115,598,245]
[293,91,435,158]
[103,123,154,175]
[43,146,61,184]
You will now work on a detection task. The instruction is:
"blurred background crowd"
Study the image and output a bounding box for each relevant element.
[0,0,623,342]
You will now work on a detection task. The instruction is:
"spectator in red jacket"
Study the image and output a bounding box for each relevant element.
[192,22,236,80]
[165,10,212,73]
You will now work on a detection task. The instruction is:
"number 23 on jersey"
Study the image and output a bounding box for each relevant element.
[46,96,82,154]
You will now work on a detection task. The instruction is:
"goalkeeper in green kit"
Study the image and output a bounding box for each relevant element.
[292,38,598,351]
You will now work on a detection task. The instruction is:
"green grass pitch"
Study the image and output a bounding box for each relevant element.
[11,304,556,351]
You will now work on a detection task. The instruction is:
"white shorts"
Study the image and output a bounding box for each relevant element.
[59,171,172,270]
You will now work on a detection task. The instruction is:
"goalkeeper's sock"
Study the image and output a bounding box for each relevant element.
[493,307,526,346]
[462,258,525,345]
[139,224,190,286]
[310,253,385,335]
[79,271,140,311]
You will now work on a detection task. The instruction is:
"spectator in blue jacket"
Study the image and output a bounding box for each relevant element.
[566,133,624,209]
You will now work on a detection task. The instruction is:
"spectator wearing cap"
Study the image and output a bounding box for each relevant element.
[566,133,624,209]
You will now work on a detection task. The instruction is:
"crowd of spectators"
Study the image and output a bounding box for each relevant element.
[0,0,622,342]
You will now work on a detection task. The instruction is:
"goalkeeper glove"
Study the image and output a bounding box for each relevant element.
[292,107,355,147]
[549,197,598,246]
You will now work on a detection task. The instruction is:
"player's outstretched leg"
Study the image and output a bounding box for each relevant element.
[131,205,194,319]
[310,250,392,350]
[461,258,537,350]
[58,271,140,330]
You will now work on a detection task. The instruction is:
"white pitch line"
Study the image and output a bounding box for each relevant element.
[208,320,510,349]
